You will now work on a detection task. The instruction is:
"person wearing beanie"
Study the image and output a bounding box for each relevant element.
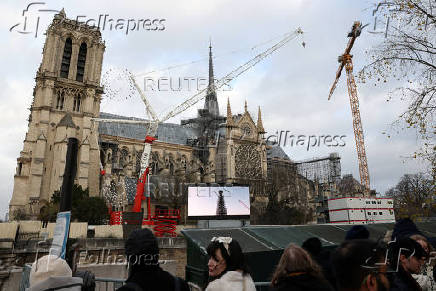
[27,255,83,291]
[391,218,424,241]
[116,228,189,291]
[345,225,370,241]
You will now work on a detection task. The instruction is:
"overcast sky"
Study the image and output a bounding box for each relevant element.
[0,0,430,219]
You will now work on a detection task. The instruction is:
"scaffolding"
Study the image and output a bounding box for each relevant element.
[295,153,341,185]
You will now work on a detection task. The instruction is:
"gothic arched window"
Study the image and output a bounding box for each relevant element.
[60,38,72,78]
[73,94,81,112]
[121,148,129,166]
[56,91,65,110]
[170,162,174,175]
[76,42,87,82]
[135,151,142,176]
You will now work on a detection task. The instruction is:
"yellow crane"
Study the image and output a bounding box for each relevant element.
[328,21,370,195]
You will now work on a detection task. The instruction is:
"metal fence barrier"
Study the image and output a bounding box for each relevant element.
[95,277,125,291]
[95,277,271,291]
[254,282,270,291]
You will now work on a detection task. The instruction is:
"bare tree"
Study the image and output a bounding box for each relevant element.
[386,173,435,218]
[360,0,435,165]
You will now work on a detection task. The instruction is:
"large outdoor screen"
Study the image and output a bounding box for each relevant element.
[188,186,250,219]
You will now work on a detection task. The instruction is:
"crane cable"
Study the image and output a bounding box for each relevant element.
[160,28,304,123]
[133,29,303,77]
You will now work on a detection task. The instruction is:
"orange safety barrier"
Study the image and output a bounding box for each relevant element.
[110,211,123,225]
[152,209,180,237]
[109,209,180,237]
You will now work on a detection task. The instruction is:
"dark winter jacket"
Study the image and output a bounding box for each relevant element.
[269,273,334,291]
[390,266,422,291]
[315,249,336,289]
[116,265,189,291]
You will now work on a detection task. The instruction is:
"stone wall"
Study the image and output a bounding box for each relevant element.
[0,236,187,290]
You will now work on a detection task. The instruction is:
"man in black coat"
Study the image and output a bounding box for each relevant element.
[388,237,427,291]
[117,228,190,291]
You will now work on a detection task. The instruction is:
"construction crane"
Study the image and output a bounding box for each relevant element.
[328,21,370,194]
[238,200,250,210]
[160,28,303,122]
[92,27,304,230]
[91,74,159,220]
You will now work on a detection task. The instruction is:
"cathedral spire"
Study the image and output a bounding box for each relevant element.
[59,8,66,18]
[226,98,235,127]
[257,106,266,133]
[208,39,214,91]
[244,100,248,113]
[204,40,219,116]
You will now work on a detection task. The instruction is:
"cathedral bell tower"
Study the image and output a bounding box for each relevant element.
[9,9,105,219]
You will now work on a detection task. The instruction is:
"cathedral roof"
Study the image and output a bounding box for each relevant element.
[266,141,291,161]
[98,112,198,145]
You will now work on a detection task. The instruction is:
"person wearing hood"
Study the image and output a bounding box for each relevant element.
[205,237,256,291]
[27,255,83,291]
[116,228,189,291]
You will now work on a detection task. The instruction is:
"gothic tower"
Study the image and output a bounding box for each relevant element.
[216,100,268,199]
[9,10,105,219]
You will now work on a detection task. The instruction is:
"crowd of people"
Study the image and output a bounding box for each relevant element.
[26,218,435,291]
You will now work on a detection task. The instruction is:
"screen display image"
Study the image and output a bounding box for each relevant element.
[188,186,250,219]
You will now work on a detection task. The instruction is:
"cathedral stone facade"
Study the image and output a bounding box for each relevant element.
[9,10,104,219]
[9,11,317,223]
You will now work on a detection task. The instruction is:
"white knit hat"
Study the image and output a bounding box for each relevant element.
[29,255,72,286]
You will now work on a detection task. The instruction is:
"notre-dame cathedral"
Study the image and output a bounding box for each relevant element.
[9,10,320,223]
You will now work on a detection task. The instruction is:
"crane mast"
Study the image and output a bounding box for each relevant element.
[328,21,370,194]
